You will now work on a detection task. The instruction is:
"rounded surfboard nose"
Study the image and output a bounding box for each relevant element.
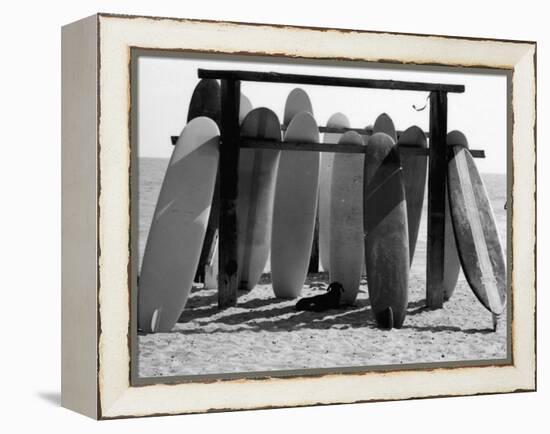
[283,88,313,126]
[187,79,221,125]
[373,113,397,143]
[363,132,409,329]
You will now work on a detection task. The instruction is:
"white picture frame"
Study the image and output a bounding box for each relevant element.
[61,13,536,419]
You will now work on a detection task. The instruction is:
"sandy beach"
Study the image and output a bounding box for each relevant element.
[138,271,507,377]
[137,158,508,378]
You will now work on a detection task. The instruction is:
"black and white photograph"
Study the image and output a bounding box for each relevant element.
[1,0,540,427]
[132,52,510,380]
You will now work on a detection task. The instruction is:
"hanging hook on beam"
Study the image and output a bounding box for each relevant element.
[412,94,430,112]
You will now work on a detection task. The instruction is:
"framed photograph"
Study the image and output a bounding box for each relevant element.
[61,13,536,419]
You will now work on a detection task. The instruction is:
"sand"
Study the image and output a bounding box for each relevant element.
[138,271,507,377]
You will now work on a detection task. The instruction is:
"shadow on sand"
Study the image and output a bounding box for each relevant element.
[178,290,493,335]
[174,285,492,335]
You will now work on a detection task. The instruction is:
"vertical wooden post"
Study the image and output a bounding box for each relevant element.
[218,79,241,308]
[426,91,447,309]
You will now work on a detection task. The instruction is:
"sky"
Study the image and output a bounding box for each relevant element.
[137,53,508,174]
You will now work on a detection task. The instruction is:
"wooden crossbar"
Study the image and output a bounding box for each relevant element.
[198,69,465,93]
[171,125,430,143]
[287,125,432,136]
[169,135,485,158]
[240,138,486,158]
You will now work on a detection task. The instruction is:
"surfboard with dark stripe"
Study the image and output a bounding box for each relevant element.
[363,133,409,329]
[237,108,281,290]
[447,145,506,314]
[443,130,468,301]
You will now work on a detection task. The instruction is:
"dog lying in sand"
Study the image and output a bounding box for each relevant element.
[295,282,344,312]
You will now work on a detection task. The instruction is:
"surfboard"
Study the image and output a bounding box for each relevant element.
[281,88,320,275]
[359,125,373,278]
[204,232,218,290]
[187,79,221,125]
[363,133,409,329]
[319,113,350,273]
[373,113,397,142]
[271,112,320,298]
[237,108,281,290]
[239,94,253,123]
[397,126,427,264]
[188,80,222,283]
[443,130,468,300]
[283,88,313,125]
[447,143,506,315]
[329,131,365,304]
[138,117,220,333]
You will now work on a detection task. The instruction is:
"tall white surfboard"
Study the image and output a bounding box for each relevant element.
[138,117,220,333]
[319,113,350,273]
[237,108,281,290]
[329,131,366,304]
[271,112,320,298]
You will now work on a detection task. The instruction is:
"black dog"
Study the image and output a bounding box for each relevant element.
[295,282,344,312]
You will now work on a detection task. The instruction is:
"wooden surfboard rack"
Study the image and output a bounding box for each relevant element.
[179,68,484,310]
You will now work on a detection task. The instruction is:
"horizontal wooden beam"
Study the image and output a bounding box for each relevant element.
[240,138,486,158]
[198,69,465,93]
[242,138,366,154]
[284,124,431,137]
[171,125,430,145]
[169,136,485,158]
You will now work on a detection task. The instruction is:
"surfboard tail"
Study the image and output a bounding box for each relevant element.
[375,306,394,330]
[374,306,407,329]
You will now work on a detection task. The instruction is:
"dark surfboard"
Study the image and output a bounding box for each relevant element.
[187,79,221,125]
[373,113,397,142]
[363,133,409,329]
